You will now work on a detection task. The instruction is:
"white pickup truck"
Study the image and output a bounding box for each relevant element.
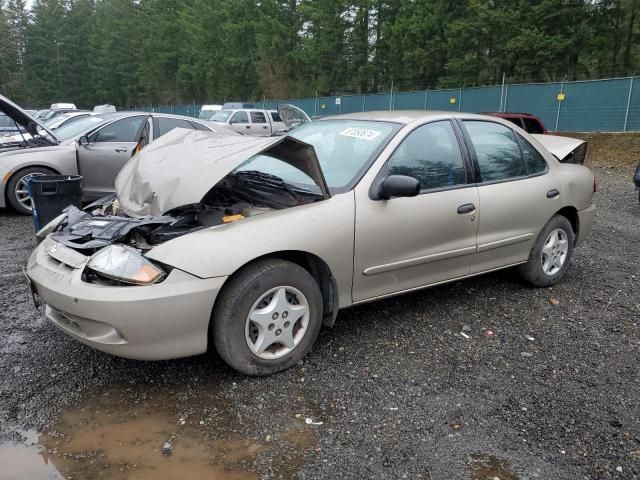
[208,108,286,136]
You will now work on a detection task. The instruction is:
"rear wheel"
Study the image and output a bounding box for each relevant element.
[519,214,575,287]
[6,167,55,215]
[212,259,323,376]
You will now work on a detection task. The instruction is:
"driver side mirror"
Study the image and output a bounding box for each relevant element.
[78,135,89,146]
[377,175,420,200]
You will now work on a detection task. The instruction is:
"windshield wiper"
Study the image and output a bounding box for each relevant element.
[232,170,306,203]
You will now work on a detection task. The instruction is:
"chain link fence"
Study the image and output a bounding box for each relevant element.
[132,76,640,132]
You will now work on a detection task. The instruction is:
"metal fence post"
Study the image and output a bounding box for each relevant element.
[503,84,509,112]
[458,88,462,112]
[624,77,634,132]
[424,89,429,110]
[363,94,366,112]
[499,72,506,111]
[555,79,565,132]
[389,81,394,110]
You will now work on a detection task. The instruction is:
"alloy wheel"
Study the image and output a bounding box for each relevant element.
[245,285,310,360]
[541,228,569,276]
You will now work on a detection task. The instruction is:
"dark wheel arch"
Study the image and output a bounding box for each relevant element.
[207,250,338,352]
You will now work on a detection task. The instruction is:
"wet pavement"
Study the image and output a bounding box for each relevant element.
[1,383,316,480]
[1,167,639,479]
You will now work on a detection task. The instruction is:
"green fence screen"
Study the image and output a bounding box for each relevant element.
[133,76,640,132]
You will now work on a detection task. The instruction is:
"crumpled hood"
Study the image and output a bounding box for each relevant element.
[115,128,329,217]
[532,134,586,162]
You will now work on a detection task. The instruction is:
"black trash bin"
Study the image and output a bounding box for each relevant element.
[27,175,83,231]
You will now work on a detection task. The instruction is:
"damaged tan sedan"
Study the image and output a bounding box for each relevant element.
[26,111,596,375]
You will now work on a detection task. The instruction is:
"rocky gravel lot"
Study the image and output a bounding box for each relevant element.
[0,166,638,480]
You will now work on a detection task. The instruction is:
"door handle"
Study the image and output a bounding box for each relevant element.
[114,147,128,153]
[263,126,268,129]
[547,189,560,198]
[245,125,251,129]
[457,203,476,214]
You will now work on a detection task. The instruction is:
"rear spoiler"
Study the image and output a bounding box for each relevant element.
[531,134,587,164]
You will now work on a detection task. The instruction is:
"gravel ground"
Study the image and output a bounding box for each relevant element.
[0,167,639,480]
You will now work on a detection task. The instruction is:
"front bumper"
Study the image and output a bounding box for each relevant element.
[577,203,596,244]
[26,239,227,360]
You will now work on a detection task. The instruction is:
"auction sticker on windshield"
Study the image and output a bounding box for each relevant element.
[339,127,382,141]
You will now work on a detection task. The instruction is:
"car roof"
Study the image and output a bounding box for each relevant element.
[480,112,537,117]
[220,108,277,113]
[92,111,209,122]
[321,110,501,125]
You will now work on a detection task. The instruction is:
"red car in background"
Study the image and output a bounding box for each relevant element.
[481,112,548,134]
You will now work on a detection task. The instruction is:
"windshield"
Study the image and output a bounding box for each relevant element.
[210,110,233,122]
[198,109,217,120]
[43,115,68,127]
[0,115,16,128]
[54,115,106,141]
[235,120,398,192]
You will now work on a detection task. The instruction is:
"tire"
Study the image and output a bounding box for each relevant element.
[6,167,56,215]
[212,259,323,376]
[519,214,575,287]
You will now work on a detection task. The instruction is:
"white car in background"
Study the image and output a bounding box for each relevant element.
[0,111,91,144]
[0,95,236,214]
[209,108,286,136]
[198,104,223,120]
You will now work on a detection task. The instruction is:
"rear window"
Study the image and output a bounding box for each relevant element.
[504,117,524,129]
[523,117,545,134]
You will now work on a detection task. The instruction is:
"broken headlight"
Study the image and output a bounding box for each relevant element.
[87,245,166,285]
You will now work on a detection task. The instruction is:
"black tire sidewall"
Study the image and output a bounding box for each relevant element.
[212,259,323,376]
[7,167,55,215]
[521,214,575,287]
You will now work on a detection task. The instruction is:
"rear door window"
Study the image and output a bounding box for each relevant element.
[156,117,194,137]
[518,135,547,174]
[523,117,545,134]
[250,111,267,124]
[463,120,527,182]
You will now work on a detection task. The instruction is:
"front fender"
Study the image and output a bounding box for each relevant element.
[0,145,78,206]
[146,192,356,308]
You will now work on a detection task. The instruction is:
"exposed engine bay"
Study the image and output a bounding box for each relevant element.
[48,170,324,253]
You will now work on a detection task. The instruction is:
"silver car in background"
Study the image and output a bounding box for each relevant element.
[26,111,596,376]
[0,95,232,214]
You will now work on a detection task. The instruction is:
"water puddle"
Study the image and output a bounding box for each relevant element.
[1,384,316,479]
[470,453,518,480]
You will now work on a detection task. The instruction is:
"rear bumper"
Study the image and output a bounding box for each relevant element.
[26,239,227,360]
[577,204,596,244]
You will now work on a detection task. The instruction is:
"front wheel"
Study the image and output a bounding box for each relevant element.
[519,214,575,287]
[212,259,323,376]
[6,167,55,215]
